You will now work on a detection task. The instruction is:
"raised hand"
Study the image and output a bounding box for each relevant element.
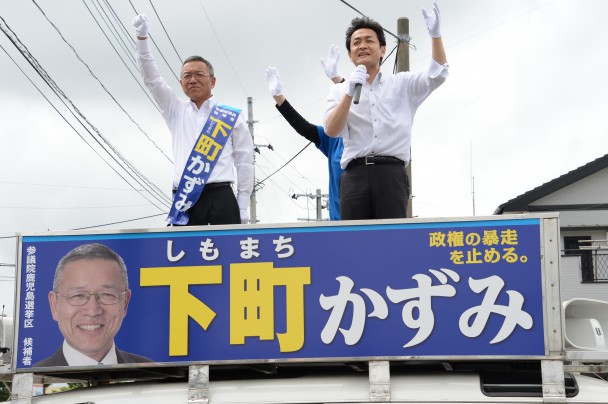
[132,14,149,37]
[265,66,284,97]
[421,0,441,38]
[320,44,340,80]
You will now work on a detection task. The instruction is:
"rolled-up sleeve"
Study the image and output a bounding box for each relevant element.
[407,59,449,108]
[322,83,348,138]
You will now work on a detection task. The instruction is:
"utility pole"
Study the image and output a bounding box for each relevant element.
[246,97,257,224]
[315,188,322,221]
[471,142,476,216]
[396,18,412,218]
[293,189,326,221]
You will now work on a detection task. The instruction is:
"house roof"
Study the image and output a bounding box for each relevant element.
[494,153,608,214]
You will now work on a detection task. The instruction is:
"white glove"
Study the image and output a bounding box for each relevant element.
[240,209,250,224]
[320,44,340,80]
[132,14,150,37]
[265,66,283,97]
[422,0,441,38]
[345,65,368,97]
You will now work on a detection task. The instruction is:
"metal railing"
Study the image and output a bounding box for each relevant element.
[590,251,608,281]
[563,246,608,282]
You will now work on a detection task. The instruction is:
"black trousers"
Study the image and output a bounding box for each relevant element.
[174,183,240,226]
[339,163,410,220]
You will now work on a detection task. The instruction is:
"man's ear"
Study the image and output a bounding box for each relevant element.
[122,289,132,317]
[380,46,387,58]
[49,291,59,321]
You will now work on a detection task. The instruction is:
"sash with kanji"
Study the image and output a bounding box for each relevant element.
[167,103,241,225]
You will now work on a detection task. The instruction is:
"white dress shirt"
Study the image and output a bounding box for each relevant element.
[63,339,118,366]
[324,60,449,169]
[136,39,254,210]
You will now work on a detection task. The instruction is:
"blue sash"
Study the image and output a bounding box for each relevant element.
[167,104,241,225]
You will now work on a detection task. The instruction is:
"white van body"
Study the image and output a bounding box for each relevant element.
[3,366,608,404]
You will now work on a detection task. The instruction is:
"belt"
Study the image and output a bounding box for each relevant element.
[172,181,231,193]
[204,181,232,190]
[346,155,404,169]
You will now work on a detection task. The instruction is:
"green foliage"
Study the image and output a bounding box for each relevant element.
[0,382,10,401]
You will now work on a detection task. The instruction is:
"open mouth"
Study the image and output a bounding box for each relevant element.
[79,324,102,332]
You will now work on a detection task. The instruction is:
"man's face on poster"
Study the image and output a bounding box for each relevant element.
[48,258,131,362]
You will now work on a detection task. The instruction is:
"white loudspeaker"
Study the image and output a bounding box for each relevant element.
[563,298,608,351]
[0,315,13,364]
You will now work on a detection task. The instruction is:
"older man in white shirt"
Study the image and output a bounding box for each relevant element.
[133,15,254,226]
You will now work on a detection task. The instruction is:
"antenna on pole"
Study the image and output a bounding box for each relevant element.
[292,189,327,221]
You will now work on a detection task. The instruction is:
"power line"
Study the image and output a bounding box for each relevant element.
[148,0,182,62]
[0,204,154,210]
[71,212,165,230]
[6,9,169,207]
[102,0,136,47]
[256,142,312,186]
[0,212,166,241]
[337,0,398,39]
[90,0,136,65]
[0,39,163,211]
[0,17,170,212]
[33,0,173,163]
[0,180,149,191]
[249,161,312,221]
[81,0,161,114]
[271,148,323,190]
[258,153,328,218]
[195,0,248,96]
[128,0,180,81]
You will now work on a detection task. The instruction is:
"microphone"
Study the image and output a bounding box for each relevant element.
[352,65,366,105]
[353,83,362,105]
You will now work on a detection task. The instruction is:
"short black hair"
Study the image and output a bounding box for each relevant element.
[182,55,214,77]
[345,16,386,53]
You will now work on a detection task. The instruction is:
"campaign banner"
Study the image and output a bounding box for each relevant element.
[15,217,546,371]
[167,103,240,225]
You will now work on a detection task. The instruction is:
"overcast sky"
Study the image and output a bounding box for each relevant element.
[1,0,608,313]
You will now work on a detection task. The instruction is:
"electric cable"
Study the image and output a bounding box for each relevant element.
[33,0,173,163]
[102,0,136,46]
[90,0,136,65]
[195,0,248,96]
[148,0,182,62]
[256,142,313,186]
[72,212,165,230]
[128,0,180,81]
[338,0,398,39]
[0,40,168,213]
[0,17,170,211]
[81,0,161,113]
[0,212,166,239]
